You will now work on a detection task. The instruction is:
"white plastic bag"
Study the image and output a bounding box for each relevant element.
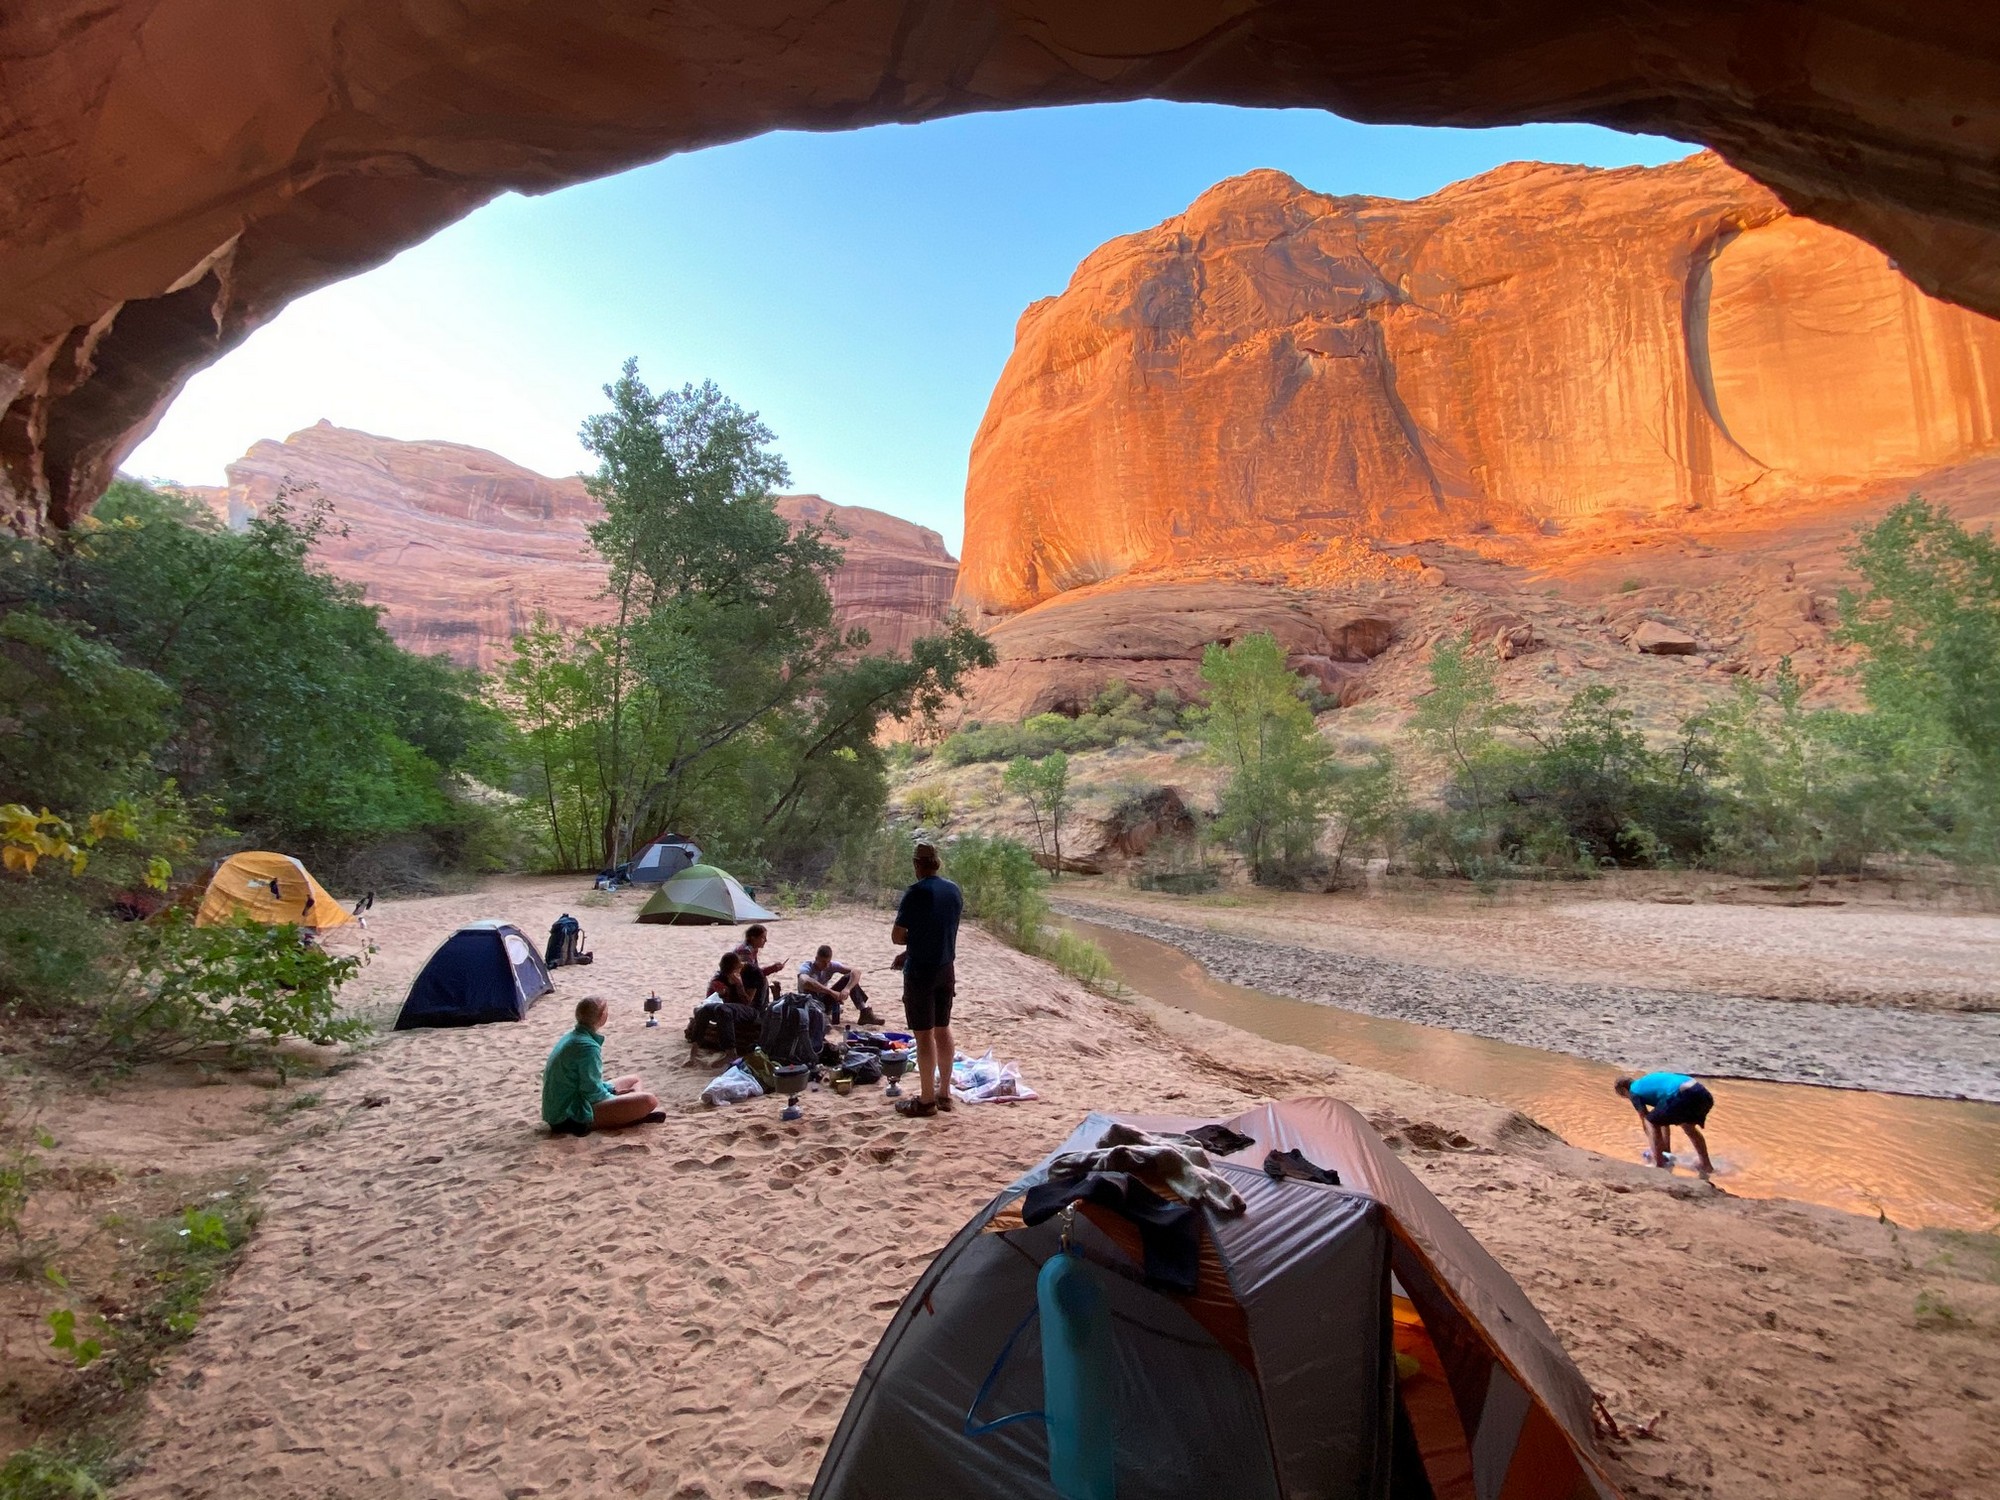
[954,1059,1039,1104]
[952,1048,1002,1091]
[701,1061,763,1107]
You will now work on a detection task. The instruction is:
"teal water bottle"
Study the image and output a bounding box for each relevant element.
[1038,1251,1116,1500]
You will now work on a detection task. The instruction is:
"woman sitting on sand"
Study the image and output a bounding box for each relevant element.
[542,997,664,1136]
[700,951,762,1060]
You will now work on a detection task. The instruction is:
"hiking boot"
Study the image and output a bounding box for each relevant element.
[857,1008,885,1027]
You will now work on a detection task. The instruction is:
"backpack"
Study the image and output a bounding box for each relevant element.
[685,1000,731,1051]
[758,992,826,1070]
[545,914,591,968]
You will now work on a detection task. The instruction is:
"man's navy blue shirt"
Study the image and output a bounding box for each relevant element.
[894,875,963,971]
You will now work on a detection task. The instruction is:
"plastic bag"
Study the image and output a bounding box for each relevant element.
[952,1048,1003,1092]
[701,1062,764,1107]
[956,1064,1048,1112]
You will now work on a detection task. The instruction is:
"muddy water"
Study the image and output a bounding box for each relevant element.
[1060,914,2000,1231]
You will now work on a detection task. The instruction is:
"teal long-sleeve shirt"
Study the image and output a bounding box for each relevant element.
[542,1027,614,1127]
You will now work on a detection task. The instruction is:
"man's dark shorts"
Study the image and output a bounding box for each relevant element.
[1647,1082,1714,1128]
[902,963,956,1032]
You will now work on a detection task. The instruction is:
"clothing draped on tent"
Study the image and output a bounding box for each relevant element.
[812,1097,1621,1500]
[195,851,354,930]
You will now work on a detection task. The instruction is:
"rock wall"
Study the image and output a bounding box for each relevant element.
[8,2,2000,535]
[206,424,955,668]
[958,154,2000,617]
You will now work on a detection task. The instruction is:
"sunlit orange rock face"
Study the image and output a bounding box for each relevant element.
[957,153,2000,619]
[207,424,955,668]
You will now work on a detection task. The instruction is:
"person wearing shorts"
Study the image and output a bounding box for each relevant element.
[890,842,963,1118]
[1615,1071,1716,1175]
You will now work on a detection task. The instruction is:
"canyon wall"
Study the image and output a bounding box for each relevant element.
[7,3,2000,537]
[206,424,955,668]
[958,154,2000,618]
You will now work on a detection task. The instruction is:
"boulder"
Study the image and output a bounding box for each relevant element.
[1632,621,1700,655]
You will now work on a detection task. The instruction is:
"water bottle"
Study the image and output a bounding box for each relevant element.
[1039,1251,1116,1500]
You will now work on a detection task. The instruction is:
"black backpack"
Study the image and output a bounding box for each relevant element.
[758,992,826,1069]
[545,914,591,968]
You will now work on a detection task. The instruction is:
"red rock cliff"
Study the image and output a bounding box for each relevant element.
[208,425,956,667]
[958,153,2000,617]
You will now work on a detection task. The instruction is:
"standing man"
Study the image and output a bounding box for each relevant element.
[890,842,963,1118]
[1615,1071,1716,1176]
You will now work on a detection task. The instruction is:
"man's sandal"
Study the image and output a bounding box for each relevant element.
[894,1098,936,1118]
[934,1095,955,1112]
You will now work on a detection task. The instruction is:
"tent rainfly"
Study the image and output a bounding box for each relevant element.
[196,851,354,930]
[628,832,703,885]
[635,864,776,925]
[812,1097,1622,1500]
[394,921,554,1029]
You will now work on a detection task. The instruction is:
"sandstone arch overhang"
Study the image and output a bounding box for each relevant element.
[5,0,1999,532]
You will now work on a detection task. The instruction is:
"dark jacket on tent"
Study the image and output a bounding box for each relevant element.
[395,922,554,1029]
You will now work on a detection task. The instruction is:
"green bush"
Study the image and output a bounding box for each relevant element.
[1047,928,1114,989]
[0,1449,105,1500]
[0,879,119,1019]
[946,833,1050,951]
[934,682,1186,766]
[96,911,367,1065]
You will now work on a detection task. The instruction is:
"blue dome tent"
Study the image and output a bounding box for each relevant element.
[394,921,554,1030]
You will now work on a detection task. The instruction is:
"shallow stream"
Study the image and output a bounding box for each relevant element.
[1058,914,2000,1231]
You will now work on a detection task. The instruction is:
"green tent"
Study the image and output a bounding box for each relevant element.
[635,864,778,925]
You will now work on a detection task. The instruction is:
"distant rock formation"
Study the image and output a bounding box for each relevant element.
[771,495,959,656]
[958,153,2000,619]
[198,423,956,668]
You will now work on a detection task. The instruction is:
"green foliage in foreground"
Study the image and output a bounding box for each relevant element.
[101,913,367,1065]
[0,1449,106,1500]
[931,682,1186,766]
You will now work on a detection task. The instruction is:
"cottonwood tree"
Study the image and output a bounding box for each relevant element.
[501,359,993,873]
[1195,634,1331,883]
[1003,751,1073,876]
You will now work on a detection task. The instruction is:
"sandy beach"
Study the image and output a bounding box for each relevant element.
[64,876,1995,1499]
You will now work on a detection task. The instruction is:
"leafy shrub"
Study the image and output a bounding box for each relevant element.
[0,1449,105,1500]
[96,912,366,1065]
[1048,928,1114,990]
[904,784,952,831]
[935,683,1185,766]
[946,833,1050,951]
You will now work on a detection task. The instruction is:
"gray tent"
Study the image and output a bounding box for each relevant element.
[628,833,701,884]
[812,1098,1619,1500]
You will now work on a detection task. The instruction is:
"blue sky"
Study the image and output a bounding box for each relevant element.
[127,103,1690,553]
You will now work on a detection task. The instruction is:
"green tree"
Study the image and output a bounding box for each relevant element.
[1196,634,1331,883]
[1838,496,2000,863]
[501,361,993,875]
[1408,632,1518,820]
[2,482,499,856]
[1703,662,1929,880]
[1326,751,1405,881]
[1003,751,1073,875]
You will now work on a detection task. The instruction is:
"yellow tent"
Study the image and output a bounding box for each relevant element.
[196,851,355,931]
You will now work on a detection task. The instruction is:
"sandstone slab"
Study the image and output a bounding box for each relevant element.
[1632,621,1701,656]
